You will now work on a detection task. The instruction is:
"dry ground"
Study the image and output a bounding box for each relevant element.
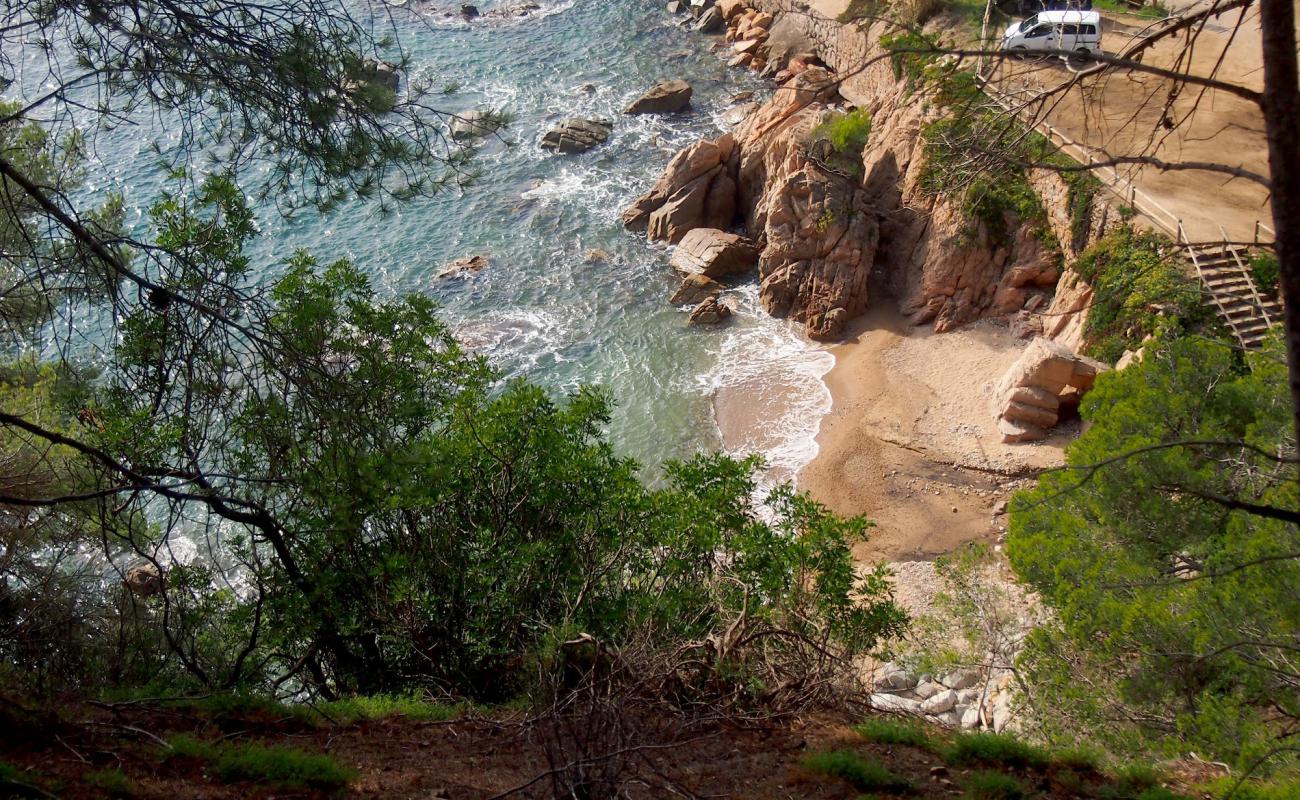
[0,698,1166,799]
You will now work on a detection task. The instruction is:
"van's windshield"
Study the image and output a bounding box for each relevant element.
[1022,13,1038,27]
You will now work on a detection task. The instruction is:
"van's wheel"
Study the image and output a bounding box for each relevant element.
[1068,47,1090,68]
[1011,45,1028,59]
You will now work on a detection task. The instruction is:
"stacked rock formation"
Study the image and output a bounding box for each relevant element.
[990,337,1109,442]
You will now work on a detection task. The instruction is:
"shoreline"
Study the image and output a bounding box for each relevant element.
[717,304,1072,562]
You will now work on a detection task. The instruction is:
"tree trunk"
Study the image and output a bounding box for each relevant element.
[1258,0,1300,452]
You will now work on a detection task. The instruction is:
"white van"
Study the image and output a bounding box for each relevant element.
[1002,10,1103,57]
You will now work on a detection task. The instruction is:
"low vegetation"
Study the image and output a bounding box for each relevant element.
[961,769,1028,800]
[1071,225,1215,362]
[811,107,873,178]
[801,749,914,792]
[167,734,357,791]
[944,732,1050,770]
[855,716,936,750]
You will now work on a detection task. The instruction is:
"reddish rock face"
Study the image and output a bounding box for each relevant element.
[624,80,693,114]
[670,229,758,278]
[669,273,724,305]
[621,134,739,241]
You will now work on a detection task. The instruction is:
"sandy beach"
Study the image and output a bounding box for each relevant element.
[792,306,1073,562]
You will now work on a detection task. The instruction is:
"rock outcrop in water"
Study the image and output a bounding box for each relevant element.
[540,118,612,153]
[669,228,757,277]
[625,80,694,114]
[621,135,738,242]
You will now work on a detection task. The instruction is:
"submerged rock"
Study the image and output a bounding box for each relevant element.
[540,118,612,153]
[435,254,489,280]
[624,80,693,114]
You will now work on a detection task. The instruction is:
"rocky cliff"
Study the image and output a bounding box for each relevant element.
[631,2,1120,344]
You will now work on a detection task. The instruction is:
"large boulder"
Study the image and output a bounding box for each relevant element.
[355,58,399,93]
[990,338,1109,442]
[625,80,693,114]
[622,134,739,241]
[540,118,612,153]
[670,228,757,278]
[694,5,725,32]
[717,0,747,20]
[125,563,164,598]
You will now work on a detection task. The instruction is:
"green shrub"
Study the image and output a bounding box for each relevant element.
[802,749,913,792]
[962,770,1026,799]
[1072,226,1210,362]
[1250,250,1280,298]
[810,108,873,179]
[213,742,356,791]
[85,768,136,798]
[813,109,872,156]
[944,732,1049,769]
[166,734,216,761]
[855,717,935,750]
[314,693,461,724]
[167,735,356,791]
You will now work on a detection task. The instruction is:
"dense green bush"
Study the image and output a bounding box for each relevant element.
[1251,250,1280,298]
[1008,334,1298,769]
[1072,226,1212,362]
[810,108,872,179]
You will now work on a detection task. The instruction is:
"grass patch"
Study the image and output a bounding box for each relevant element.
[1196,776,1300,800]
[855,717,935,750]
[944,732,1049,770]
[85,767,137,798]
[1093,0,1169,20]
[1051,743,1103,771]
[802,749,914,792]
[962,769,1026,799]
[166,734,356,792]
[313,693,462,724]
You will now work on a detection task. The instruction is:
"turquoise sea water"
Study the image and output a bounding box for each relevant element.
[26,0,835,479]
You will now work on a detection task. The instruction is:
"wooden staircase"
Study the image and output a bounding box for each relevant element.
[1182,237,1281,350]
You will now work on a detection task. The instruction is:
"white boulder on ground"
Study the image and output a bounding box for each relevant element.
[624,80,693,114]
[670,228,757,277]
[991,337,1108,442]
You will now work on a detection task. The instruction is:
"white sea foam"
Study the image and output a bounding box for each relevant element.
[701,284,835,485]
